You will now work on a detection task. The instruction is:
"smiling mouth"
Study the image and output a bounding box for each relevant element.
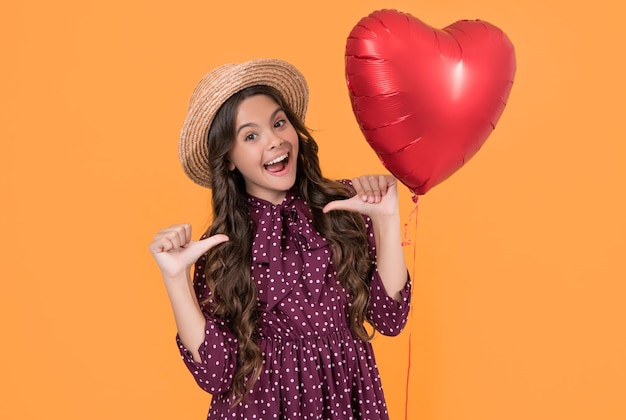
[264,153,289,173]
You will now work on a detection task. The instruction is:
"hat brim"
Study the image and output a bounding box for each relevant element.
[179,59,309,189]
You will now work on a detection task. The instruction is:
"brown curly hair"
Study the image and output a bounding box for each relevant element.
[201,85,373,404]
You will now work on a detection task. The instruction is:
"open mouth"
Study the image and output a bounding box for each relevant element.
[263,153,289,173]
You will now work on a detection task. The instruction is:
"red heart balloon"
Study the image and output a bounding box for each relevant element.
[345,9,516,195]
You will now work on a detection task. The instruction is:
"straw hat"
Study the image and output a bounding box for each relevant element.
[179,58,309,188]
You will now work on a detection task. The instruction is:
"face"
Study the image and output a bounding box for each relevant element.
[228,94,299,204]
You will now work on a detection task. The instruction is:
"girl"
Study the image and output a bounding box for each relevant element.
[149,59,411,419]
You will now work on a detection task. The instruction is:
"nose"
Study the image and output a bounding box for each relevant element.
[266,132,284,149]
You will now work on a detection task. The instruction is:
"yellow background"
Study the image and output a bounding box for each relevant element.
[2,0,625,419]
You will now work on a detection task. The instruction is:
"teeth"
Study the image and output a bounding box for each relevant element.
[264,154,288,166]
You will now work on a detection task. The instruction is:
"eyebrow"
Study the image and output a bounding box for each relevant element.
[236,107,284,136]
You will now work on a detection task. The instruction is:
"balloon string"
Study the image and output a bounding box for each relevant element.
[403,200,419,420]
[401,196,419,246]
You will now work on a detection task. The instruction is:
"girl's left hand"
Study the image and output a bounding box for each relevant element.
[323,174,399,219]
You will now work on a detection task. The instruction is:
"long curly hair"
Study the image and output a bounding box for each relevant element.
[201,85,373,404]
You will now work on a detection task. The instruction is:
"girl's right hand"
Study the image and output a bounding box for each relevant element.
[148,224,229,281]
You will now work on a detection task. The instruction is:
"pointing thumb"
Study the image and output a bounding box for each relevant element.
[188,234,230,259]
[323,197,359,214]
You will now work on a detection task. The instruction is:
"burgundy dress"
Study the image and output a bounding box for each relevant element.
[177,190,411,419]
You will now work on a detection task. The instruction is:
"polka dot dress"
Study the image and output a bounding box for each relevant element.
[177,190,411,419]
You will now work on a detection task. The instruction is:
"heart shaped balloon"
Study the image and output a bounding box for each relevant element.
[345,9,516,195]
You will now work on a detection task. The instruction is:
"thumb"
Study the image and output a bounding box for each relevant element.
[323,196,361,214]
[186,234,230,260]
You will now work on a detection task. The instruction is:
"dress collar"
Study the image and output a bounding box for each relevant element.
[247,191,327,260]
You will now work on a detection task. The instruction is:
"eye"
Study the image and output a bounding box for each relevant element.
[274,119,286,129]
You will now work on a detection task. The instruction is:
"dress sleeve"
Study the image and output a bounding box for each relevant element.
[175,252,238,395]
[364,215,412,336]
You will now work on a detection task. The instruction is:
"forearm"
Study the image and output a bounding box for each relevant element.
[371,214,408,302]
[163,273,206,362]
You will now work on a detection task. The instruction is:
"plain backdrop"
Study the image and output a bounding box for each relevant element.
[1,0,625,419]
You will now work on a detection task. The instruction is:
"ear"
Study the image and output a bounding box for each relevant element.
[227,160,236,171]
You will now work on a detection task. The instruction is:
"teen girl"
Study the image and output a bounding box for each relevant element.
[149,59,411,419]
